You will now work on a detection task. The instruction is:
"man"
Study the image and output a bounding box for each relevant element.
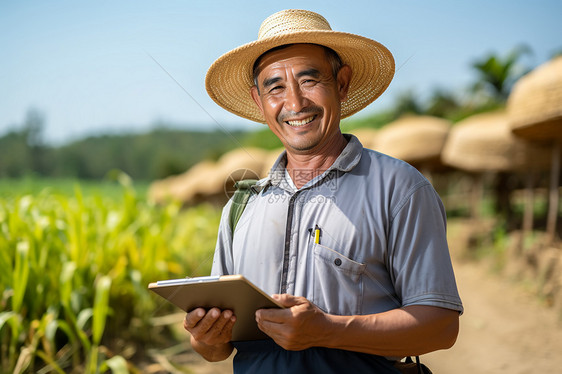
[184,9,463,373]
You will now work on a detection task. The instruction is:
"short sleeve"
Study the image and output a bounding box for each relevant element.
[387,183,463,313]
[210,200,235,277]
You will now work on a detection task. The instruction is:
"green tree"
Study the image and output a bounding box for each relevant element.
[425,87,462,119]
[0,108,52,177]
[470,45,532,102]
[391,90,424,119]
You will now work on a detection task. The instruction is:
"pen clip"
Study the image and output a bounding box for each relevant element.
[314,224,321,245]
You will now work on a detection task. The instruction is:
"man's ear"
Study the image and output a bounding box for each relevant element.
[337,65,352,102]
[250,85,264,115]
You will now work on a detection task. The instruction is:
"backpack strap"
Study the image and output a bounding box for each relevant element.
[229,179,259,236]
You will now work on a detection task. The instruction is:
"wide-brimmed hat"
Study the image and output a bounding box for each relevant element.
[205,9,395,123]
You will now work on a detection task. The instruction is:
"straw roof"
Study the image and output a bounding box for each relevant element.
[441,111,551,172]
[148,147,268,204]
[507,56,562,141]
[260,148,285,178]
[375,115,451,166]
[349,128,379,149]
[147,160,220,204]
[215,147,267,183]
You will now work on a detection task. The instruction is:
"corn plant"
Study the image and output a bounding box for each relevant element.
[0,176,221,372]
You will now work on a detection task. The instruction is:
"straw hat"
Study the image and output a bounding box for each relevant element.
[206,9,395,123]
[507,56,562,141]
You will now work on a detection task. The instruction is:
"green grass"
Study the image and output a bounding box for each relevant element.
[0,175,149,201]
[0,176,221,373]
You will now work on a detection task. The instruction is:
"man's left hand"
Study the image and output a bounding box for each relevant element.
[255,294,329,351]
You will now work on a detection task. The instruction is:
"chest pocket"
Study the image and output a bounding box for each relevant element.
[312,243,366,315]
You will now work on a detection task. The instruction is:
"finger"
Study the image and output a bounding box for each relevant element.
[272,293,302,307]
[256,316,287,339]
[256,307,290,324]
[211,309,234,334]
[184,308,206,331]
[256,294,301,323]
[195,307,222,335]
[219,311,237,336]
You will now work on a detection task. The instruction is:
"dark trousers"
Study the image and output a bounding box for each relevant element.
[232,339,400,374]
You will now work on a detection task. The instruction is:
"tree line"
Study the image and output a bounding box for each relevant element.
[0,111,247,181]
[2,46,552,182]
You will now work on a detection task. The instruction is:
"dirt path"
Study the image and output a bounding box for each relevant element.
[423,257,562,373]
[172,257,562,374]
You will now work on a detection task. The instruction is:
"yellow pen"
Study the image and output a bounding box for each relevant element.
[314,225,321,244]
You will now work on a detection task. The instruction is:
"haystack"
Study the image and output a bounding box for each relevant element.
[376,115,451,169]
[507,56,562,242]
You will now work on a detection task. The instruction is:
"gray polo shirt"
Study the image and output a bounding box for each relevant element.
[211,135,463,316]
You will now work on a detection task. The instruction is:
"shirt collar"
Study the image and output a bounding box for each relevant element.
[264,134,364,190]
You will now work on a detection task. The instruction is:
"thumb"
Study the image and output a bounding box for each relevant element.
[272,293,301,307]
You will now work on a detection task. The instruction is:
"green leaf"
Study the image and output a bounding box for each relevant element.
[92,276,111,346]
[59,262,77,308]
[12,241,30,313]
[76,308,93,331]
[102,355,129,374]
[0,311,21,340]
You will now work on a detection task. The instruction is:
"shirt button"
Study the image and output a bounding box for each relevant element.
[334,258,342,266]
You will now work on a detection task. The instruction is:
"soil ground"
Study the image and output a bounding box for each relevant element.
[156,249,562,373]
[423,256,562,373]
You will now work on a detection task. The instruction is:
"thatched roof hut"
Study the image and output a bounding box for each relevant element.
[441,111,550,173]
[215,147,267,183]
[507,56,562,242]
[148,147,268,205]
[508,56,562,141]
[148,160,220,204]
[349,128,378,149]
[260,148,285,178]
[376,115,451,170]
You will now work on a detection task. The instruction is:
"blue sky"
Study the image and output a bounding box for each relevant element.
[1,1,560,144]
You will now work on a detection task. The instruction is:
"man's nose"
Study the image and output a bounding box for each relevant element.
[284,85,308,113]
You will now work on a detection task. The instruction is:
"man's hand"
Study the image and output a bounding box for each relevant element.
[255,294,329,351]
[256,297,460,357]
[183,307,236,361]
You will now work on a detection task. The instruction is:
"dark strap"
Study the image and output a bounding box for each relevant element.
[395,356,431,374]
[229,179,258,236]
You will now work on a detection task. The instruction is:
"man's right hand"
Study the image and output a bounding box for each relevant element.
[183,307,236,361]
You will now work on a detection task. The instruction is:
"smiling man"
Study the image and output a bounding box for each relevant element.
[250,44,351,188]
[184,9,463,373]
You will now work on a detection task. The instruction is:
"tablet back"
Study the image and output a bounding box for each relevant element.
[149,275,282,341]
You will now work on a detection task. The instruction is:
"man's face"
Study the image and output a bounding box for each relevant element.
[250,44,351,155]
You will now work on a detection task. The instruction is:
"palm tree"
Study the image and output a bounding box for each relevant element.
[425,87,461,119]
[391,90,424,119]
[471,44,532,102]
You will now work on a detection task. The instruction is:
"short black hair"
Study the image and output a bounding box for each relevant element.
[252,44,343,93]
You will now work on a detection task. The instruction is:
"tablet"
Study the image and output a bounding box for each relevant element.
[148,274,284,341]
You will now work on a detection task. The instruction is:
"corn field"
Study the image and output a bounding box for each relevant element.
[0,176,221,373]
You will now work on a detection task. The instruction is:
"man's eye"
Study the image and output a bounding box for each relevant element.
[268,86,283,93]
[302,79,316,86]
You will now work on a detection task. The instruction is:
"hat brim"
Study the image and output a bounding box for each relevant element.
[205,30,395,123]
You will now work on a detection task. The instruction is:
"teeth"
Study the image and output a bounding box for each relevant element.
[286,116,315,127]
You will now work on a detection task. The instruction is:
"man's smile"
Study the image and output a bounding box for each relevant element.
[285,115,317,127]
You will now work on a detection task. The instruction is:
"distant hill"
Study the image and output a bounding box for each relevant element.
[0,126,248,181]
